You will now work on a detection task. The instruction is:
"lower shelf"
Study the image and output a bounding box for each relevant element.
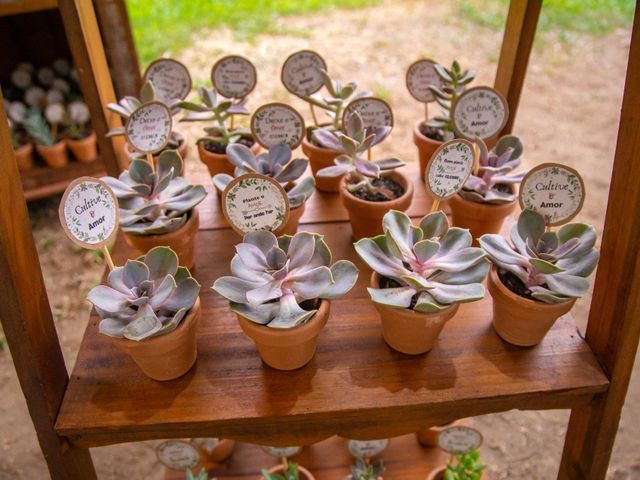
[21,158,105,201]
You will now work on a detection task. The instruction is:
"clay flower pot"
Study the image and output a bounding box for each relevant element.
[192,438,235,464]
[425,466,446,480]
[274,203,305,236]
[123,209,199,270]
[66,131,98,163]
[109,298,200,381]
[198,140,260,177]
[413,121,442,180]
[416,418,469,447]
[261,464,316,480]
[487,267,576,347]
[302,135,343,192]
[236,299,330,370]
[14,143,34,171]
[36,141,68,168]
[449,191,517,244]
[371,272,458,355]
[340,171,414,240]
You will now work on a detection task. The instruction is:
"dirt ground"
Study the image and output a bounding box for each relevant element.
[1,1,637,478]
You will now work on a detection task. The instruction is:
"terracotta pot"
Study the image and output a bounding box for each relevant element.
[191,438,235,464]
[236,299,330,370]
[371,272,458,355]
[36,141,68,168]
[302,136,343,193]
[197,140,260,177]
[413,121,442,181]
[14,143,34,171]
[66,131,98,163]
[340,171,414,240]
[449,190,517,245]
[108,298,200,381]
[416,418,469,447]
[274,203,305,236]
[261,463,315,480]
[123,209,199,270]
[425,466,446,480]
[488,267,576,347]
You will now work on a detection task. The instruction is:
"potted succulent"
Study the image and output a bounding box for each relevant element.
[300,70,370,192]
[6,102,33,171]
[427,450,486,480]
[185,468,209,480]
[213,143,315,235]
[449,136,527,242]
[178,86,259,176]
[64,100,97,163]
[417,419,469,448]
[262,461,315,480]
[102,150,207,269]
[23,106,68,168]
[414,61,475,179]
[354,210,488,354]
[87,246,201,381]
[346,458,385,480]
[316,112,411,240]
[213,230,358,370]
[479,209,599,346]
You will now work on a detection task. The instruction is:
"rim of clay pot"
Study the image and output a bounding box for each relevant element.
[124,208,199,243]
[413,120,444,145]
[15,142,34,153]
[301,134,343,155]
[262,463,316,480]
[425,466,446,480]
[340,170,414,209]
[453,183,517,211]
[36,140,66,151]
[65,130,96,145]
[198,137,260,157]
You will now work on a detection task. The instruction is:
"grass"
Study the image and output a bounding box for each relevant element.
[126,0,380,64]
[456,0,634,35]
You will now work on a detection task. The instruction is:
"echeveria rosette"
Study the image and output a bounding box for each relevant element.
[88,246,200,341]
[355,210,489,313]
[459,136,528,204]
[102,150,207,235]
[479,209,600,304]
[213,143,315,209]
[213,230,359,328]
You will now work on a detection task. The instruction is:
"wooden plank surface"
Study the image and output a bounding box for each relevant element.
[0,0,56,17]
[21,159,106,201]
[56,222,608,448]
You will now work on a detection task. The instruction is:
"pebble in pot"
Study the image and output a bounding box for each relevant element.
[213,230,359,370]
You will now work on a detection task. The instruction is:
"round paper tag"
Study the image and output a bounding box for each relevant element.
[125,101,172,153]
[58,177,119,249]
[425,139,475,200]
[156,440,201,470]
[519,163,585,226]
[281,50,327,97]
[222,173,290,235]
[346,439,389,458]
[438,426,483,455]
[262,446,302,458]
[211,55,257,99]
[143,58,192,104]
[190,438,221,455]
[251,103,305,149]
[452,86,508,140]
[343,97,394,130]
[406,59,441,103]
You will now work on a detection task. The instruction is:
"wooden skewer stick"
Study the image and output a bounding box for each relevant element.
[146,152,155,173]
[367,148,372,161]
[310,104,319,126]
[102,245,115,271]
[472,142,480,176]
[230,115,235,131]
[430,199,441,213]
[424,102,429,123]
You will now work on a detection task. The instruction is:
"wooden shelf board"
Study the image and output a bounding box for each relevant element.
[164,434,450,480]
[0,0,57,17]
[21,159,105,201]
[55,222,609,448]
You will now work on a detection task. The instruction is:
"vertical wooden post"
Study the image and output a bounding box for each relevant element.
[58,0,127,175]
[494,0,542,135]
[558,3,640,479]
[0,96,97,479]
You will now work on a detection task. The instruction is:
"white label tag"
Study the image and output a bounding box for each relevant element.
[406,59,441,103]
[125,101,172,153]
[212,55,257,99]
[143,59,192,104]
[262,446,302,457]
[343,97,394,130]
[190,438,221,455]
[281,50,327,97]
[156,440,201,470]
[438,426,483,455]
[346,439,389,458]
[251,103,305,149]
[452,86,508,140]
[426,139,475,200]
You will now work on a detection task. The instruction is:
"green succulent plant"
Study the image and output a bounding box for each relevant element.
[65,100,91,140]
[349,458,385,480]
[355,210,488,312]
[87,246,200,341]
[102,150,207,235]
[479,209,599,303]
[444,450,486,480]
[261,463,301,480]
[185,468,214,480]
[23,108,55,146]
[213,230,359,328]
[213,143,315,209]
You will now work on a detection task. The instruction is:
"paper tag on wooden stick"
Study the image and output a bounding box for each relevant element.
[343,97,394,130]
[125,101,172,154]
[59,177,119,249]
[438,426,483,455]
[452,86,508,141]
[251,103,305,149]
[281,50,327,97]
[156,440,201,470]
[211,55,257,99]
[222,173,290,235]
[143,58,192,104]
[425,139,475,200]
[519,163,586,226]
[346,439,389,458]
[406,59,441,103]
[262,446,302,458]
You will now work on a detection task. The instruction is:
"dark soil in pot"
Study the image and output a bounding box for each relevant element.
[349,176,405,202]
[203,136,255,154]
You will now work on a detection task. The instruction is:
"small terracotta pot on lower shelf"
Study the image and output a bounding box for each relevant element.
[197,140,260,177]
[487,267,576,347]
[36,141,68,168]
[340,171,414,240]
[123,209,199,270]
[261,464,316,480]
[14,143,34,171]
[236,299,330,370]
[66,131,98,163]
[449,191,517,244]
[416,418,470,447]
[371,273,458,355]
[108,298,200,381]
[302,136,343,192]
[191,438,235,464]
[413,121,442,180]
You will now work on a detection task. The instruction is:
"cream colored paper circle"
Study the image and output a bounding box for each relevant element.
[281,50,327,97]
[156,440,201,470]
[346,439,390,458]
[143,58,192,103]
[425,139,475,200]
[250,103,305,149]
[452,86,508,140]
[438,426,483,455]
[262,446,302,457]
[125,101,172,153]
[406,58,441,103]
[211,55,257,99]
[343,97,394,129]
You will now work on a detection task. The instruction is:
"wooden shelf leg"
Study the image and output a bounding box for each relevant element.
[494,0,542,135]
[558,3,640,479]
[0,96,97,478]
